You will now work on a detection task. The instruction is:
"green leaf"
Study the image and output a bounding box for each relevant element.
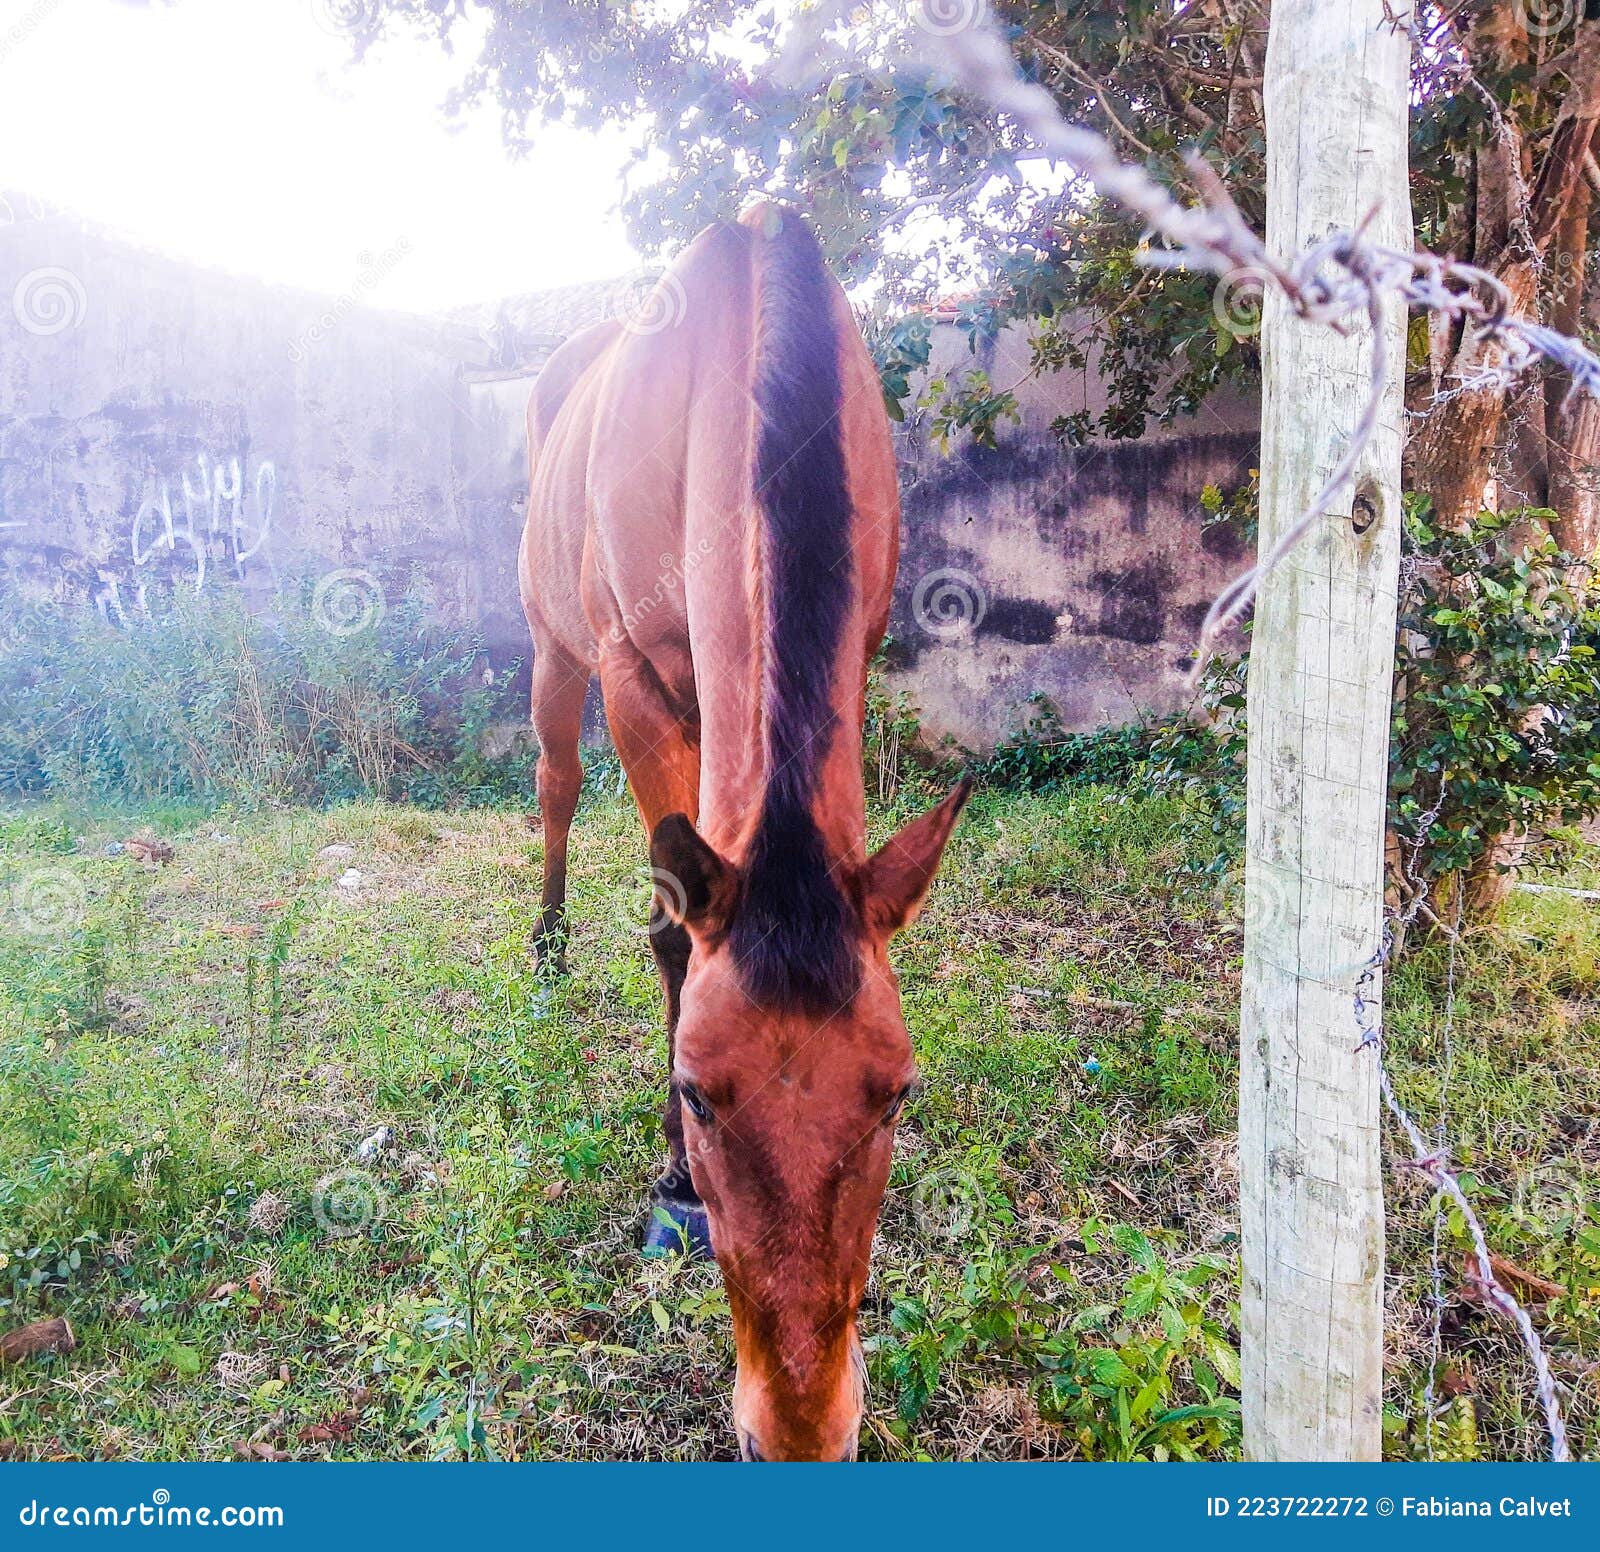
[1086,1348,1139,1387]
[1158,1301,1189,1344]
[1205,1332,1242,1389]
[1155,1400,1242,1425]
[167,1344,202,1378]
[1112,1223,1159,1270]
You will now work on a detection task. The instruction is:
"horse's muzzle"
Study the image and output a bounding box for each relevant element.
[737,1427,859,1462]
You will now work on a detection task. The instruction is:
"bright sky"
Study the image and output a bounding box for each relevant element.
[0,0,641,312]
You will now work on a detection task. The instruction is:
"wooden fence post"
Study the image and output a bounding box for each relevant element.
[1240,0,1412,1460]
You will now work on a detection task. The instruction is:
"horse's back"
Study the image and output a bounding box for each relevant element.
[522,210,899,752]
[583,222,759,696]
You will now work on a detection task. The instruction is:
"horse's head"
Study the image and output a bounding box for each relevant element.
[650,780,969,1461]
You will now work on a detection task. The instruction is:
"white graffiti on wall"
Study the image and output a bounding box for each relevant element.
[128,454,277,591]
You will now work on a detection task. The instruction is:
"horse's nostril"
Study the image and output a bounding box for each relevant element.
[737,1428,765,1462]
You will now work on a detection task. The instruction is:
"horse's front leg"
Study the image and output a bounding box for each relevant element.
[642,916,711,1258]
[528,637,591,978]
[596,636,712,1259]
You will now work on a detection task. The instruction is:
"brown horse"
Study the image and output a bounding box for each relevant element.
[519,203,969,1461]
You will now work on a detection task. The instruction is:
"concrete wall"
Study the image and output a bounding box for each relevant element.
[1,204,1258,751]
[885,327,1257,749]
[889,426,1256,750]
[0,204,532,664]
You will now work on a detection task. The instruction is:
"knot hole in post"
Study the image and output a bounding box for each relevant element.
[1351,484,1379,536]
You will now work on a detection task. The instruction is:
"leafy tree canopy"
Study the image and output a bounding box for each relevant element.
[354,2,1598,538]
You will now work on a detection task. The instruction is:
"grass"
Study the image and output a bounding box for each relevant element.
[1,776,1597,1462]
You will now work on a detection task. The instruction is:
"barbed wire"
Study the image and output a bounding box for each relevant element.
[1422,885,1462,1465]
[920,8,1600,677]
[1354,825,1571,1463]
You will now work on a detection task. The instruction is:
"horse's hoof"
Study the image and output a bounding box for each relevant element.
[643,1199,714,1261]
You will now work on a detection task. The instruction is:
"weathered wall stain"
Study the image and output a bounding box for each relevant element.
[885,320,1257,746]
[977,596,1059,646]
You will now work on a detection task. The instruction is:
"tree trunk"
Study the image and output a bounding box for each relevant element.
[1240,0,1410,1462]
[1411,16,1600,547]
[1545,139,1600,561]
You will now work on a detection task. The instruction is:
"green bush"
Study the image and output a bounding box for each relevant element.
[872,1221,1241,1461]
[976,695,1164,793]
[0,581,537,810]
[1392,505,1600,895]
[968,671,1247,882]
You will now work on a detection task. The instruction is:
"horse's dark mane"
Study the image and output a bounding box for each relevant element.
[728,210,861,1015]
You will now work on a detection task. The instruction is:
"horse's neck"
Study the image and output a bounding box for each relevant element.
[694,628,869,874]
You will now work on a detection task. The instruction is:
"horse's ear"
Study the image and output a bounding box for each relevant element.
[859,778,972,941]
[650,814,739,934]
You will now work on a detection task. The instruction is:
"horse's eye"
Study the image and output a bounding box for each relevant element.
[884,1083,917,1124]
[680,1082,713,1124]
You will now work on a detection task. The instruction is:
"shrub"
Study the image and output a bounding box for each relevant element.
[0,581,537,810]
[1391,505,1600,909]
[1190,506,1600,911]
[976,695,1165,792]
[871,1221,1241,1461]
[968,671,1247,880]
[865,644,942,806]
